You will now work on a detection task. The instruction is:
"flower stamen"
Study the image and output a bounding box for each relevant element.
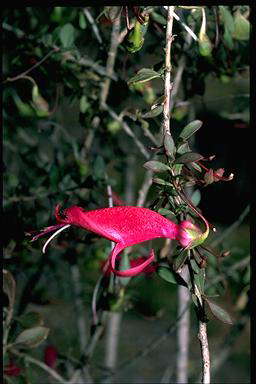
[42,224,70,253]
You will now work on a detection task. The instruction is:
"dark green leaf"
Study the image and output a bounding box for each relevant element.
[128,68,161,85]
[59,23,75,48]
[14,312,44,329]
[3,269,16,309]
[142,105,163,118]
[174,152,203,164]
[179,120,203,140]
[219,6,235,33]
[157,267,187,287]
[14,326,50,349]
[143,161,170,173]
[205,298,233,324]
[158,208,176,218]
[152,177,168,186]
[173,249,188,272]
[177,142,191,154]
[164,134,175,159]
[194,268,206,293]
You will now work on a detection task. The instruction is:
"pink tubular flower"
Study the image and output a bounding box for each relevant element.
[30,205,205,277]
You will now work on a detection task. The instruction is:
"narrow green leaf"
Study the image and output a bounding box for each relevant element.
[219,6,235,34]
[14,326,50,349]
[143,161,170,173]
[174,152,203,164]
[142,105,163,118]
[205,298,233,324]
[59,23,75,48]
[128,68,161,85]
[173,249,188,272]
[158,208,176,218]
[164,133,176,159]
[157,267,187,287]
[177,142,191,154]
[79,12,87,30]
[179,120,203,140]
[3,270,16,309]
[152,177,168,186]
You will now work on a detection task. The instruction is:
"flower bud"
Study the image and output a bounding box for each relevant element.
[177,220,204,248]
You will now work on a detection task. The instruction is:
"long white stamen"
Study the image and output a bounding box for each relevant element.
[42,224,71,253]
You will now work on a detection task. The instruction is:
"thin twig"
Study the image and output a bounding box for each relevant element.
[136,169,153,207]
[210,205,250,248]
[198,321,211,384]
[83,8,102,44]
[100,12,121,106]
[3,47,59,83]
[162,6,175,138]
[176,265,190,384]
[67,54,118,80]
[102,103,150,159]
[10,349,69,384]
[99,303,190,382]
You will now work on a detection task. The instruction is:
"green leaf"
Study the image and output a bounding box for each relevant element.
[219,6,235,34]
[151,12,167,25]
[152,177,169,186]
[59,23,75,48]
[14,326,50,349]
[191,189,201,207]
[194,268,206,293]
[80,95,89,114]
[164,134,176,159]
[79,12,87,30]
[143,161,170,173]
[14,312,44,329]
[173,249,188,272]
[158,208,176,219]
[177,142,191,154]
[233,10,250,41]
[128,68,161,85]
[157,267,187,287]
[205,298,233,324]
[174,152,203,164]
[3,269,16,309]
[223,27,234,49]
[142,105,163,118]
[179,120,203,140]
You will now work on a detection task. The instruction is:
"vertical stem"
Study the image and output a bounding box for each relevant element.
[188,255,210,384]
[100,10,121,106]
[198,321,211,384]
[104,311,122,373]
[176,266,190,383]
[162,6,175,138]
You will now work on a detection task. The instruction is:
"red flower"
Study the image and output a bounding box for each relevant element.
[30,205,204,277]
[44,345,58,370]
[4,362,21,377]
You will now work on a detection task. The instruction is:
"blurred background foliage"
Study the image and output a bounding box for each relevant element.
[3,6,250,383]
